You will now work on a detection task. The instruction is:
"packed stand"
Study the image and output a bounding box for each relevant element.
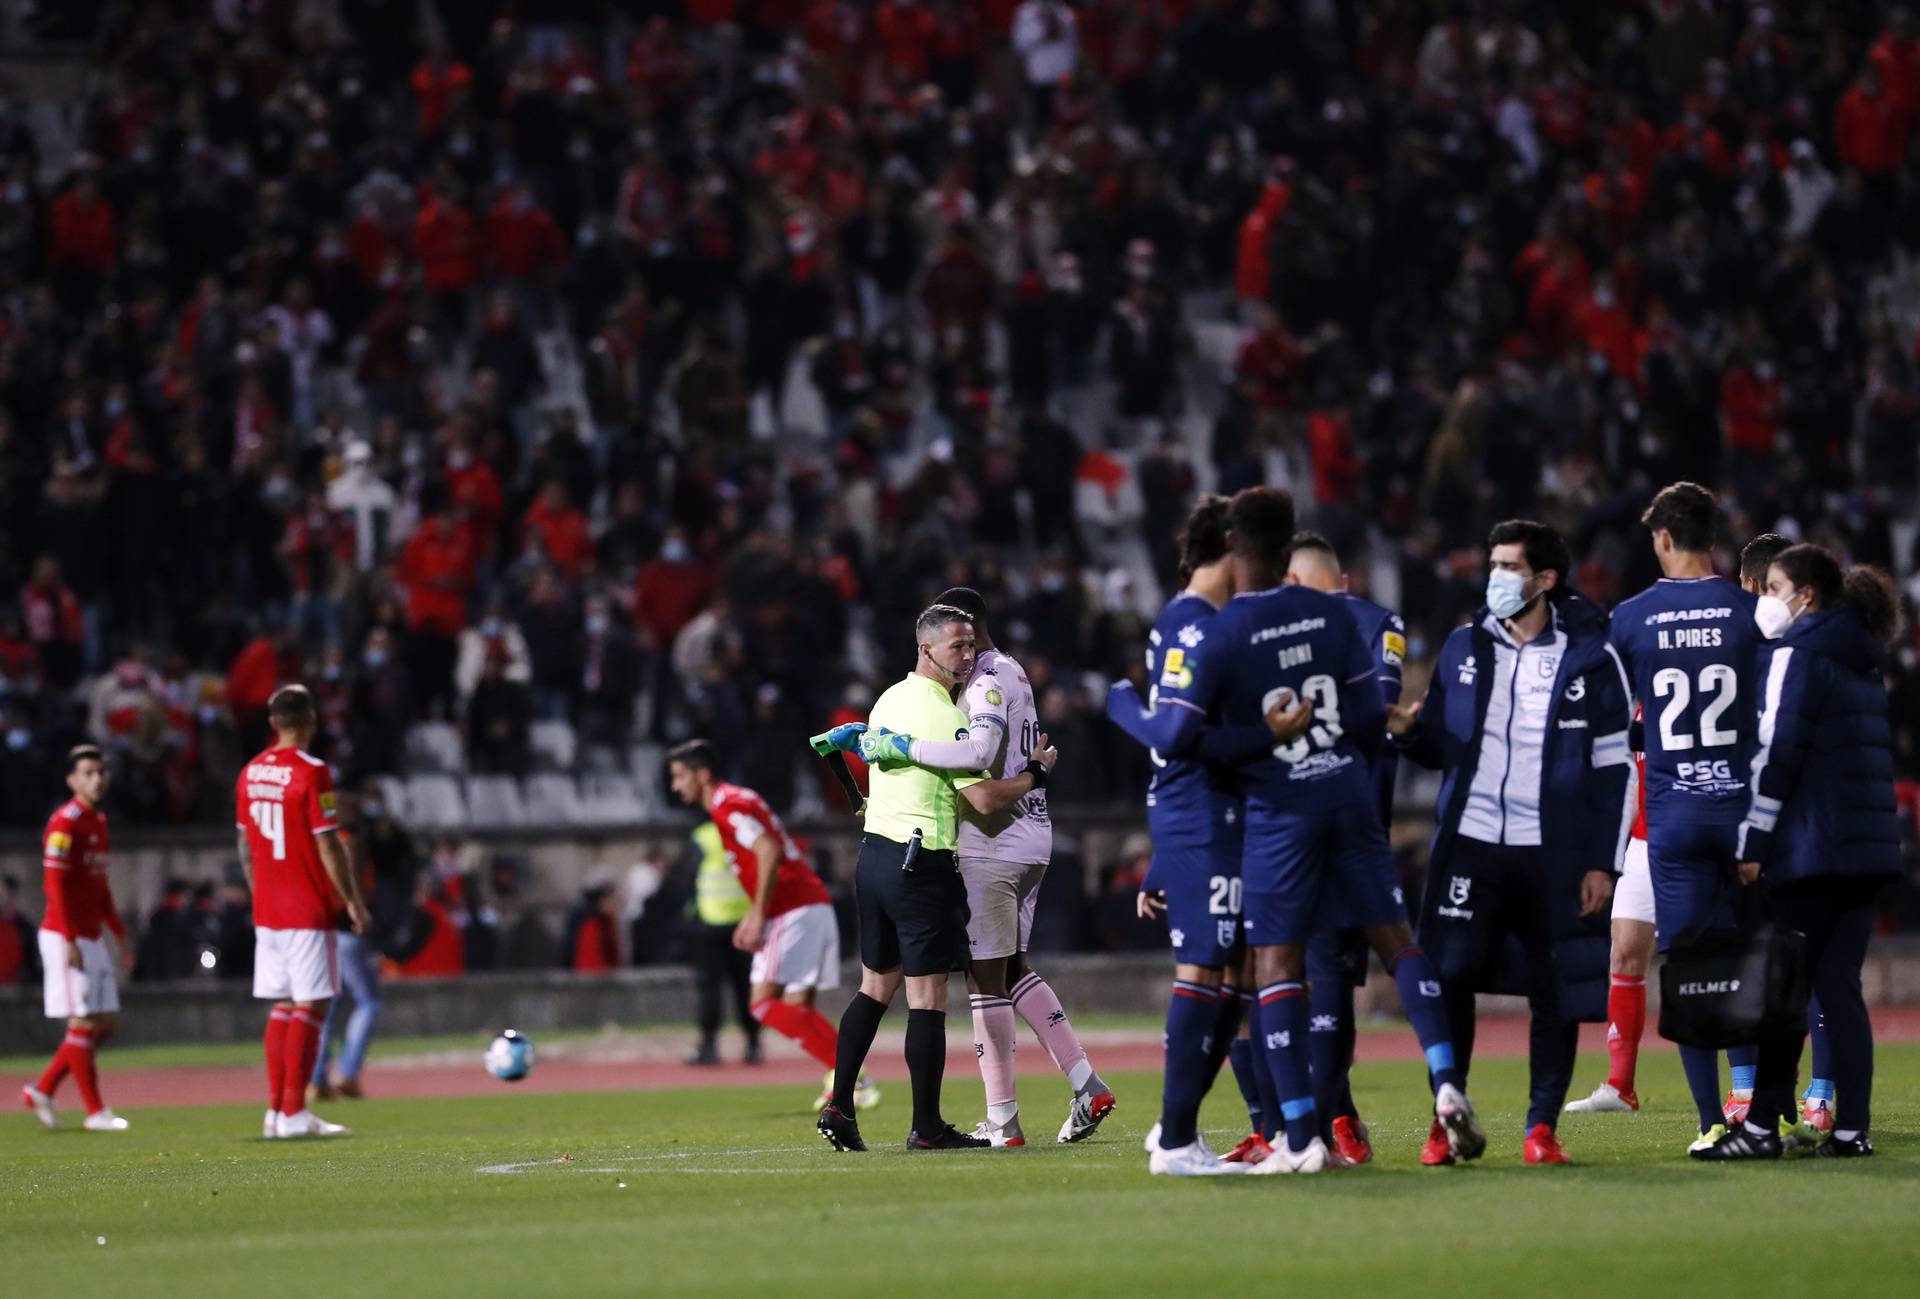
[0,1,1915,893]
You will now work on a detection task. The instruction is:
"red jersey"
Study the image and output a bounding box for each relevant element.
[1631,703,1647,842]
[41,799,125,941]
[235,747,343,930]
[708,782,831,918]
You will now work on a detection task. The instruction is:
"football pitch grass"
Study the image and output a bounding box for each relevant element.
[6,1044,1918,1299]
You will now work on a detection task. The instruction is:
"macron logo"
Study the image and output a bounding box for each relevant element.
[1310,1014,1338,1033]
[1417,980,1442,998]
[1264,1030,1291,1050]
[1678,979,1741,996]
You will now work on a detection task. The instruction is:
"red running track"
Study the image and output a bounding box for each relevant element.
[65,1008,1920,1110]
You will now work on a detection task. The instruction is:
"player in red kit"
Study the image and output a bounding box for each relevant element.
[668,740,877,1111]
[22,745,133,1132]
[236,685,371,1139]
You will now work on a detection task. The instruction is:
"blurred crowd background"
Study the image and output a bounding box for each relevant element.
[3,0,1920,959]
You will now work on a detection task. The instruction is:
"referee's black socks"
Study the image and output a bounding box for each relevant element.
[831,992,889,1112]
[905,1008,949,1135]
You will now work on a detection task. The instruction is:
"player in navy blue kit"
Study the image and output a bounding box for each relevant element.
[1603,484,1762,1152]
[1107,496,1310,1176]
[1284,531,1408,1166]
[1112,488,1483,1175]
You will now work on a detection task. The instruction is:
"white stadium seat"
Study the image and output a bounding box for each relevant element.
[523,773,582,824]
[530,720,577,772]
[466,774,528,828]
[404,774,468,831]
[404,722,465,774]
[578,773,646,826]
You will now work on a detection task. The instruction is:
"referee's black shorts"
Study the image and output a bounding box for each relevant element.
[855,833,970,977]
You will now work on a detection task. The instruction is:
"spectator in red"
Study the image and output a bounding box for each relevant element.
[1575,272,1638,379]
[411,47,472,135]
[1721,350,1784,501]
[1836,63,1911,176]
[1234,169,1292,307]
[47,169,117,299]
[626,17,694,107]
[398,501,477,719]
[445,432,504,564]
[395,879,467,978]
[19,556,85,690]
[1870,10,1920,125]
[1235,305,1301,420]
[485,182,567,286]
[521,482,594,583]
[1306,406,1363,509]
[633,526,715,653]
[874,0,936,81]
[1524,238,1590,359]
[348,184,412,287]
[0,608,41,687]
[416,182,479,339]
[225,625,297,749]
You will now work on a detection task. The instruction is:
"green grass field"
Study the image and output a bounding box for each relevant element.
[5,1044,1918,1299]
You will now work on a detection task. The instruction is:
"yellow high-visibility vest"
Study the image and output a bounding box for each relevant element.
[692,821,750,925]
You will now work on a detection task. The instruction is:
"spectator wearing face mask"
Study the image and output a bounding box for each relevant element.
[348,626,411,777]
[573,595,641,755]
[455,603,532,708]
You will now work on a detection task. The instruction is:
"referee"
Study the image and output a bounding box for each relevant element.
[816,604,1058,1152]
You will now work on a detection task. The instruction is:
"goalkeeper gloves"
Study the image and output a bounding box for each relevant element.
[822,722,869,753]
[857,727,914,764]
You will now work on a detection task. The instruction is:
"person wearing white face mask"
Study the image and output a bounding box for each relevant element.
[1388,520,1634,1166]
[1695,546,1903,1161]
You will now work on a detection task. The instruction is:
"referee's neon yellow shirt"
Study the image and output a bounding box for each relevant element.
[863,672,984,852]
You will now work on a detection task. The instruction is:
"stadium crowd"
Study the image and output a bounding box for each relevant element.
[0,0,1919,871]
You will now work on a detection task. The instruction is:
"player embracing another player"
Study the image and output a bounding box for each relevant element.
[236,684,371,1140]
[1112,487,1484,1174]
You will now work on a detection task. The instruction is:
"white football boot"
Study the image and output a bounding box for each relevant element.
[1249,1135,1329,1174]
[277,1110,349,1137]
[1150,1133,1247,1176]
[82,1108,130,1132]
[1436,1082,1487,1161]
[22,1085,58,1130]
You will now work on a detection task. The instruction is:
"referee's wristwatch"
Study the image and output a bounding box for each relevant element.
[1020,758,1050,791]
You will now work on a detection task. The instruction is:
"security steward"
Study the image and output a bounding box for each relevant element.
[815,604,1057,1152]
[684,820,762,1067]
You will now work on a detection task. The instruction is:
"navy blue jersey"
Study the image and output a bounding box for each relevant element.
[1607,576,1760,825]
[1143,592,1240,844]
[1334,590,1406,823]
[1158,585,1385,810]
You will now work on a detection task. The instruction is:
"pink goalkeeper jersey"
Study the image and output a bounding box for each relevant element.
[956,648,1051,864]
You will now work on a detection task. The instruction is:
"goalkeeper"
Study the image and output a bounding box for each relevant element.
[811,603,1055,1154]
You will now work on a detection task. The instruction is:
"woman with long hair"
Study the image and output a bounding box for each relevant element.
[1697,545,1904,1161]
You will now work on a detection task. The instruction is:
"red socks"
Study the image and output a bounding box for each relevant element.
[285,1008,324,1114]
[751,998,840,1069]
[40,1025,103,1115]
[1605,974,1646,1093]
[265,1007,292,1112]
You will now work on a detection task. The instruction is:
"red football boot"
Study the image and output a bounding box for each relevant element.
[1523,1123,1571,1164]
[1420,1118,1455,1166]
[1331,1116,1373,1166]
[1221,1133,1275,1164]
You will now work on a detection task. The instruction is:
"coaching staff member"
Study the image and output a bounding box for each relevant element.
[1695,547,1902,1161]
[816,604,1057,1153]
[1388,520,1634,1165]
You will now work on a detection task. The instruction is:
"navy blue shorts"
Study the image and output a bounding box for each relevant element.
[1152,839,1243,968]
[1242,799,1407,948]
[1647,819,1740,952]
[1307,928,1370,988]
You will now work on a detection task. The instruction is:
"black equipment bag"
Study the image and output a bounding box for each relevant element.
[1658,918,1809,1050]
